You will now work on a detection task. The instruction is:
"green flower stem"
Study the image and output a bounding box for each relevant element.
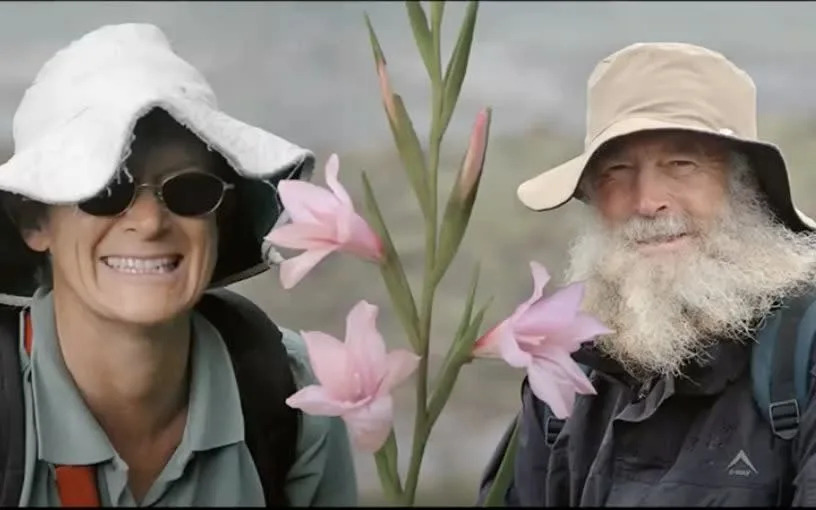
[426,351,464,429]
[367,2,488,505]
[402,136,441,506]
[402,41,447,503]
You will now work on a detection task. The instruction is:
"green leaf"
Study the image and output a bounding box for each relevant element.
[364,13,386,66]
[452,264,480,342]
[433,193,468,286]
[439,0,479,134]
[405,2,436,81]
[361,172,422,351]
[482,417,519,507]
[456,295,492,360]
[364,12,431,218]
[389,94,431,218]
[383,429,401,485]
[436,264,479,379]
[425,264,481,426]
[374,429,403,503]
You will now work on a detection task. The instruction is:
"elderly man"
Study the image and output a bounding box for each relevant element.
[480,43,816,506]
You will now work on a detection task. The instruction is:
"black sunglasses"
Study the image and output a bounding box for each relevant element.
[78,170,235,217]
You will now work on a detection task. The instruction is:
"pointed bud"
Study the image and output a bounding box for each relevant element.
[377,58,398,125]
[433,107,492,286]
[456,107,491,202]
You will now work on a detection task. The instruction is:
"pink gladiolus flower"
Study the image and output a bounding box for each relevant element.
[473,262,613,419]
[286,300,420,453]
[265,154,384,289]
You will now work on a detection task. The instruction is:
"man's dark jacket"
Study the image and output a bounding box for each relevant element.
[480,337,816,506]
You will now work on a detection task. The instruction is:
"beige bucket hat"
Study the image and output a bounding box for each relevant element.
[516,42,815,232]
[0,23,316,301]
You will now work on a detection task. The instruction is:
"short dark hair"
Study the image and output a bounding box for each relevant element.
[0,107,238,290]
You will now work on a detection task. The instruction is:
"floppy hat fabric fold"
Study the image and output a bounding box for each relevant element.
[0,23,316,300]
[516,42,814,232]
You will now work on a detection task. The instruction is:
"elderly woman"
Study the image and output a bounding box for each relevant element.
[0,24,357,507]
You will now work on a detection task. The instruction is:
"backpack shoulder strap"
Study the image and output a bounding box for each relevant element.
[751,291,816,440]
[195,289,300,507]
[0,304,25,507]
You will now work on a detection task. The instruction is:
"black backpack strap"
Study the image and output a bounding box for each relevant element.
[768,296,809,440]
[195,289,300,507]
[0,304,25,506]
[751,292,816,440]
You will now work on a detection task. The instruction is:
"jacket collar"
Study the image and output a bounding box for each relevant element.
[573,336,751,397]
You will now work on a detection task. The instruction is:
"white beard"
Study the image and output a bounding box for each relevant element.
[566,156,816,378]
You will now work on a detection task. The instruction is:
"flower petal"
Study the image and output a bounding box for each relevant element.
[515,282,585,340]
[535,351,596,396]
[279,248,335,289]
[300,330,354,401]
[333,206,356,245]
[342,214,384,261]
[494,321,533,368]
[285,385,358,416]
[472,323,502,358]
[511,261,552,320]
[324,154,353,207]
[343,395,394,453]
[344,301,388,392]
[278,180,340,223]
[526,362,577,420]
[541,312,614,352]
[378,349,421,396]
[265,223,338,251]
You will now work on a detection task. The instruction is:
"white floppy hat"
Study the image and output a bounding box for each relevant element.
[0,23,316,299]
[516,42,816,232]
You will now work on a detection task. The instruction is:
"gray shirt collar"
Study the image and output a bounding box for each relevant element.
[29,290,245,466]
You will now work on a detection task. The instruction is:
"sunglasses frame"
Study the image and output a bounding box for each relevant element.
[78,169,236,218]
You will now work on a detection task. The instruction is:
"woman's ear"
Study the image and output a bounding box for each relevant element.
[22,225,50,253]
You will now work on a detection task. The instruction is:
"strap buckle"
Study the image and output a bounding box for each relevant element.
[769,399,800,440]
[544,416,565,447]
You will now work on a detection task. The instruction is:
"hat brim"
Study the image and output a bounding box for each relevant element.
[0,97,315,300]
[516,117,816,232]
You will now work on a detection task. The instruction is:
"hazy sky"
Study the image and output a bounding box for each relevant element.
[0,1,814,153]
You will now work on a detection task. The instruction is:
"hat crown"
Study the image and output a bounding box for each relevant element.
[13,23,217,151]
[584,42,757,148]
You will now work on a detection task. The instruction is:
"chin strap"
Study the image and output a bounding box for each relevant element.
[24,311,101,507]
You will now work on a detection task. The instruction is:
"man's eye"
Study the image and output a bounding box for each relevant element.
[669,160,697,168]
[604,164,630,173]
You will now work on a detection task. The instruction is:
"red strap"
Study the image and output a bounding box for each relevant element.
[24,311,101,507]
[54,466,100,507]
[23,310,32,357]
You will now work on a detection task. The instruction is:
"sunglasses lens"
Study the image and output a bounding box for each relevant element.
[162,172,226,217]
[78,180,135,216]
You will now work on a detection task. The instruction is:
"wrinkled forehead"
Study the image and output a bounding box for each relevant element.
[591,129,732,165]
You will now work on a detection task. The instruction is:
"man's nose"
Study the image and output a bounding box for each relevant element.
[633,166,671,218]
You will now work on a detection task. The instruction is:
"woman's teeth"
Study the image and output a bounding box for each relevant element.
[102,256,180,274]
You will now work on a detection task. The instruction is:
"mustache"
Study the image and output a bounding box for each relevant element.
[613,214,697,245]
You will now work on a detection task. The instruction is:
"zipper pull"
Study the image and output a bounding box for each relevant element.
[635,379,653,402]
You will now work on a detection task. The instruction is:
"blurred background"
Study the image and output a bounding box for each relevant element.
[2,1,815,505]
